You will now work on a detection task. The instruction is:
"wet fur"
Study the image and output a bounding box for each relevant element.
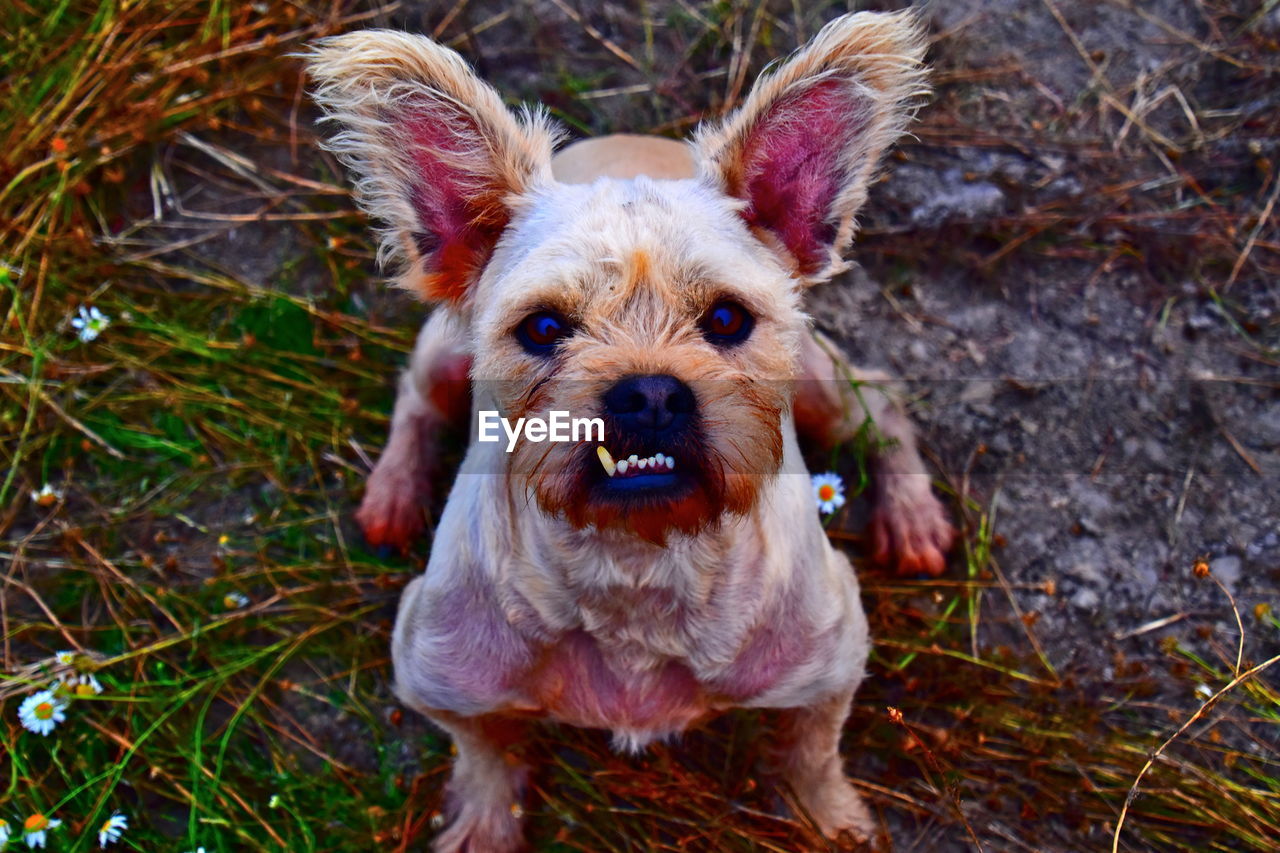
[309,12,952,850]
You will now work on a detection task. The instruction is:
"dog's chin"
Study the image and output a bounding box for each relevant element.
[578,468,721,544]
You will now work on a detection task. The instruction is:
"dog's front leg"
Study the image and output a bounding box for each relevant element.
[357,311,470,551]
[766,690,875,847]
[795,331,954,576]
[426,710,530,853]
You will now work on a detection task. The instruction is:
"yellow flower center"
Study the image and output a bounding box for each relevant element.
[100,818,115,833]
[25,814,48,831]
[34,702,54,720]
[817,484,836,502]
[75,682,95,697]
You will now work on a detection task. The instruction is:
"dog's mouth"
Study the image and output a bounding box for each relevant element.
[594,446,678,492]
[546,434,740,543]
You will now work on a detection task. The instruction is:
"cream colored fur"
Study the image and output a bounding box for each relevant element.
[552,134,696,183]
[308,12,951,851]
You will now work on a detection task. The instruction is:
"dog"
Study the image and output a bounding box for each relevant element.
[308,11,953,850]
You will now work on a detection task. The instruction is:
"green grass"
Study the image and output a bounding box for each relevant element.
[2,1,1278,850]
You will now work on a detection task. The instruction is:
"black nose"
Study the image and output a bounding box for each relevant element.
[603,374,696,437]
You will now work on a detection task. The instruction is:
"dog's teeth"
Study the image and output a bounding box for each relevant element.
[628,455,639,465]
[667,455,675,470]
[638,458,648,470]
[597,446,616,477]
[616,459,629,475]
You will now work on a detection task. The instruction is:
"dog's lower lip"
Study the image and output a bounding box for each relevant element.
[600,472,679,492]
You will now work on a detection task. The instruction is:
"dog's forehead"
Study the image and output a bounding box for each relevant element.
[521,177,734,237]
[485,177,787,302]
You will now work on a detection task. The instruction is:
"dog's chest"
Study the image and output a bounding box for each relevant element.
[513,580,815,741]
[525,628,713,744]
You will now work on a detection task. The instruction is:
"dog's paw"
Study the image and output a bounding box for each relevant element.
[869,476,954,577]
[432,805,525,853]
[356,466,428,552]
[795,776,876,849]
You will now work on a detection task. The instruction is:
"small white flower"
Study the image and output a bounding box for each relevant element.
[811,472,846,515]
[1195,683,1213,700]
[223,592,249,610]
[18,690,67,736]
[0,817,11,846]
[70,305,111,343]
[72,673,104,697]
[55,650,77,666]
[97,812,127,847]
[21,814,61,849]
[29,485,62,507]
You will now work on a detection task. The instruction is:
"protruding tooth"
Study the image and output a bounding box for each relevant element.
[597,446,616,476]
[667,455,675,470]
[616,459,629,475]
[628,455,639,465]
[638,458,648,470]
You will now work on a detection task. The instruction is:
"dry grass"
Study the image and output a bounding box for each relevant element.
[2,1,1277,850]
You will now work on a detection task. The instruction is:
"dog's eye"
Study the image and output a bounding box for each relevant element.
[699,300,754,347]
[516,310,572,355]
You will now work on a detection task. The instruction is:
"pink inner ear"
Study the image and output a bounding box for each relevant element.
[405,109,507,301]
[738,79,867,274]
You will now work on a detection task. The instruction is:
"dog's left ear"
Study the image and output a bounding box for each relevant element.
[695,11,928,284]
[307,31,561,303]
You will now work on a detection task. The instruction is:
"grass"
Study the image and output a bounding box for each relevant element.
[2,0,1278,850]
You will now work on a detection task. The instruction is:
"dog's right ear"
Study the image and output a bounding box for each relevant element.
[307,31,561,303]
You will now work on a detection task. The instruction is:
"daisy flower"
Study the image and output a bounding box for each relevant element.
[70,305,110,343]
[0,818,11,847]
[97,812,127,847]
[811,472,846,515]
[72,673,104,697]
[29,485,63,507]
[223,592,249,610]
[21,814,61,849]
[18,690,67,736]
[54,650,77,666]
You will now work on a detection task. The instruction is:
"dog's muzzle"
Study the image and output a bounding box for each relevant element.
[594,374,697,492]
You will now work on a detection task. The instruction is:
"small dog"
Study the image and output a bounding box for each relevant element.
[309,11,953,850]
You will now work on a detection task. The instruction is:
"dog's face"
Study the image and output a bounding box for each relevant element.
[474,179,801,541]
[308,15,926,542]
